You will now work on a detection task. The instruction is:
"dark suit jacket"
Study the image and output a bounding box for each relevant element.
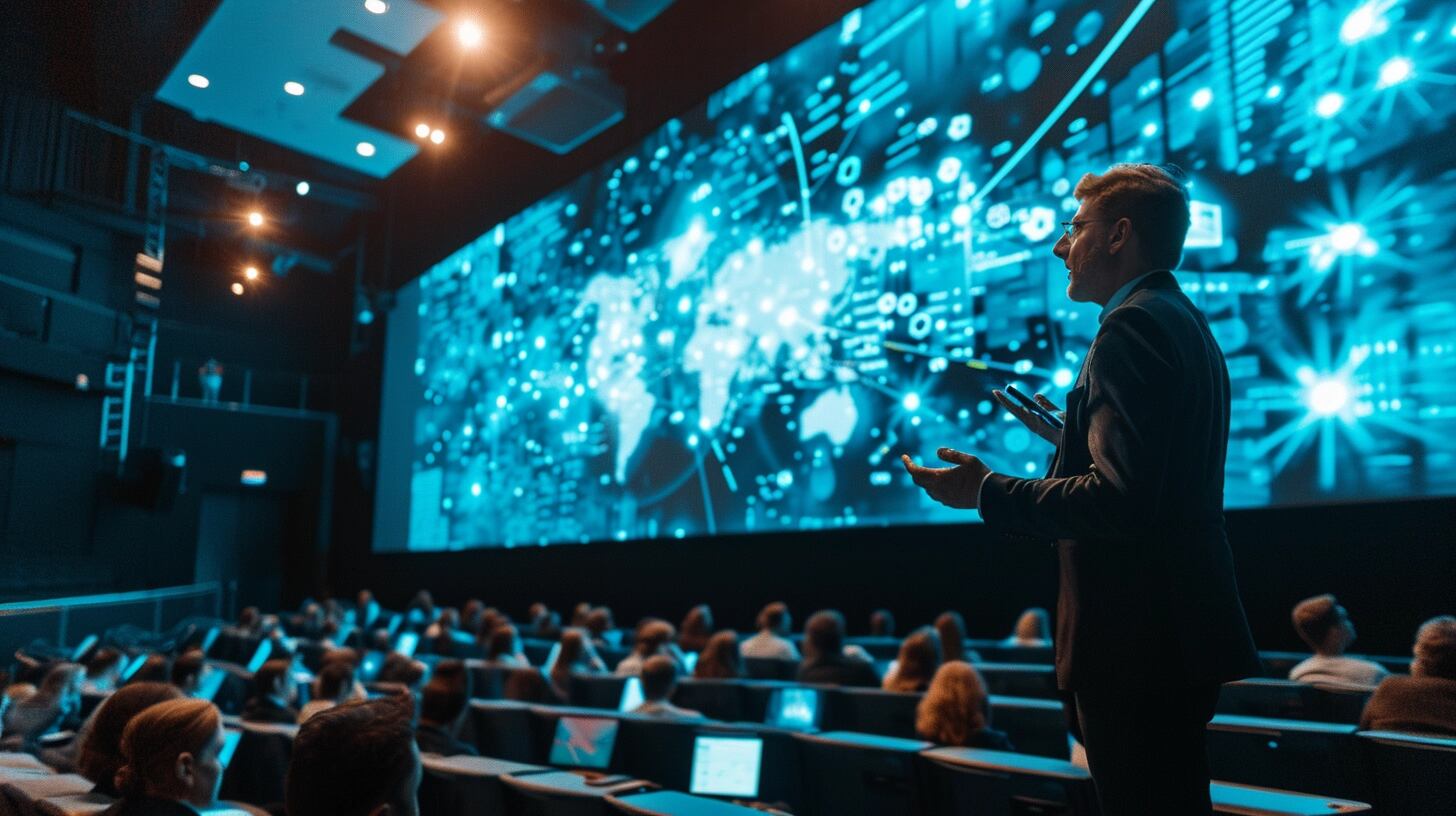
[980,271,1259,691]
[1359,675,1456,736]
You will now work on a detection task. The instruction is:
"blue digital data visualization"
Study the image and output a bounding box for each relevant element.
[376,0,1456,551]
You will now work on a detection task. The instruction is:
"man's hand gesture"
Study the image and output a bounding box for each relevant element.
[900,448,990,510]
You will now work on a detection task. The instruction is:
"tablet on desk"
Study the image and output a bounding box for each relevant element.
[689,734,763,798]
[765,687,820,731]
[548,716,619,770]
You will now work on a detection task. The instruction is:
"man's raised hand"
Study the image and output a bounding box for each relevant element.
[900,448,990,510]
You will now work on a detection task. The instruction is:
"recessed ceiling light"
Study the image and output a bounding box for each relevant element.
[284,81,305,96]
[188,74,210,89]
[415,122,431,138]
[231,282,245,296]
[296,181,310,196]
[364,0,388,13]
[244,266,260,280]
[356,141,376,157]
[430,129,445,145]
[247,211,264,227]
[457,20,484,48]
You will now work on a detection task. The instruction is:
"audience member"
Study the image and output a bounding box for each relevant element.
[883,627,942,693]
[169,651,206,697]
[740,602,800,661]
[0,662,83,753]
[548,628,608,701]
[869,609,896,638]
[355,590,384,629]
[916,662,1014,750]
[287,696,421,816]
[585,607,620,648]
[423,608,458,641]
[461,599,486,634]
[693,631,743,679]
[84,648,126,694]
[415,670,478,756]
[77,683,184,797]
[631,656,703,720]
[615,619,681,677]
[531,608,563,641]
[229,607,265,638]
[1289,594,1388,686]
[570,602,593,628]
[935,611,977,663]
[406,590,437,625]
[296,602,330,640]
[797,611,878,687]
[1360,615,1456,736]
[484,625,529,667]
[130,656,171,685]
[1004,607,1052,647]
[242,659,299,724]
[103,698,225,816]
[378,654,428,692]
[678,605,714,653]
[299,662,357,724]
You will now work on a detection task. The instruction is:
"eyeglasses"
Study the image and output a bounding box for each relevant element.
[1060,219,1113,238]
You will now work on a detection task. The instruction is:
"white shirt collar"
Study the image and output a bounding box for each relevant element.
[1098,270,1165,323]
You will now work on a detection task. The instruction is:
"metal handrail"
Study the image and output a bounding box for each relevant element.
[0,581,225,650]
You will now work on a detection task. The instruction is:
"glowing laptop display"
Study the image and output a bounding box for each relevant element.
[548,716,619,770]
[689,734,763,798]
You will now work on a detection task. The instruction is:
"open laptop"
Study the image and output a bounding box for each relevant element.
[617,676,644,712]
[394,631,419,658]
[245,639,273,673]
[689,734,763,799]
[765,687,820,731]
[119,653,150,683]
[194,666,227,701]
[70,634,98,662]
[548,716,619,770]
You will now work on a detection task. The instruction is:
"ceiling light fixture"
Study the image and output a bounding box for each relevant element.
[244,266,260,280]
[430,128,446,144]
[356,141,376,157]
[415,122,431,138]
[364,0,388,13]
[247,211,264,227]
[231,282,245,296]
[284,81,305,96]
[187,74,210,89]
[295,181,310,196]
[457,20,484,48]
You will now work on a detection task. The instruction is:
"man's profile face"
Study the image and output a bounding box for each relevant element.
[1053,199,1117,304]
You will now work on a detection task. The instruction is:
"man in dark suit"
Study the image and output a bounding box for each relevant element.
[903,163,1259,814]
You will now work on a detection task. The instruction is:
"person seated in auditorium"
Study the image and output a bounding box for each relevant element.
[100,697,226,816]
[570,602,593,628]
[678,605,715,654]
[84,648,126,695]
[740,602,800,661]
[1360,615,1456,736]
[1002,607,1052,648]
[130,655,171,685]
[916,662,1014,750]
[461,599,486,634]
[585,606,621,649]
[169,651,206,697]
[1289,594,1388,686]
[287,696,421,816]
[693,631,744,679]
[355,589,385,630]
[77,683,184,797]
[413,672,478,756]
[797,611,879,687]
[615,619,684,677]
[378,654,429,693]
[548,628,609,701]
[241,659,299,724]
[629,656,704,720]
[882,627,943,693]
[299,661,357,724]
[292,601,331,641]
[530,607,564,641]
[870,609,897,638]
[227,606,267,639]
[0,662,84,754]
[405,590,438,627]
[935,611,980,663]
[424,608,465,655]
[483,624,529,667]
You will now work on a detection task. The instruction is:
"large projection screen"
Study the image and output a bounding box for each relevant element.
[375,0,1456,552]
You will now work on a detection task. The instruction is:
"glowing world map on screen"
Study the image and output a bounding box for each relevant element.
[393,0,1456,550]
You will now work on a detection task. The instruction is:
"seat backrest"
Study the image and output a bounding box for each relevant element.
[1209,781,1371,814]
[567,674,627,710]
[967,644,1056,665]
[613,718,699,789]
[988,695,1069,760]
[1217,680,1318,721]
[671,680,744,722]
[217,722,296,807]
[31,792,112,816]
[918,746,1098,816]
[1358,730,1456,815]
[1206,715,1371,802]
[822,687,921,739]
[742,658,797,681]
[467,700,537,763]
[793,731,932,816]
[1309,684,1373,723]
[974,664,1059,700]
[417,754,546,816]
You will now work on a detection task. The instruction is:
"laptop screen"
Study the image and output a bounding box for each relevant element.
[766,687,819,730]
[548,716,619,770]
[394,631,419,657]
[245,639,273,674]
[119,653,149,682]
[690,735,763,798]
[618,676,644,712]
[194,666,227,701]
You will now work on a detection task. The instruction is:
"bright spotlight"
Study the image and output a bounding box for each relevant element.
[356,141,376,157]
[295,180,310,196]
[1141,122,1159,137]
[187,74,210,89]
[414,122,431,138]
[1315,92,1345,118]
[1377,56,1413,88]
[1190,87,1213,110]
[902,392,921,411]
[230,282,245,296]
[357,308,375,325]
[457,20,484,48]
[430,128,445,145]
[1339,2,1389,45]
[1053,368,1074,388]
[247,211,264,227]
[1329,222,1366,253]
[364,0,388,13]
[283,81,305,96]
[244,266,259,280]
[1306,377,1351,417]
[1266,84,1283,99]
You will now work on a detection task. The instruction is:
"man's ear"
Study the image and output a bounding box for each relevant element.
[175,751,195,783]
[1107,216,1132,255]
